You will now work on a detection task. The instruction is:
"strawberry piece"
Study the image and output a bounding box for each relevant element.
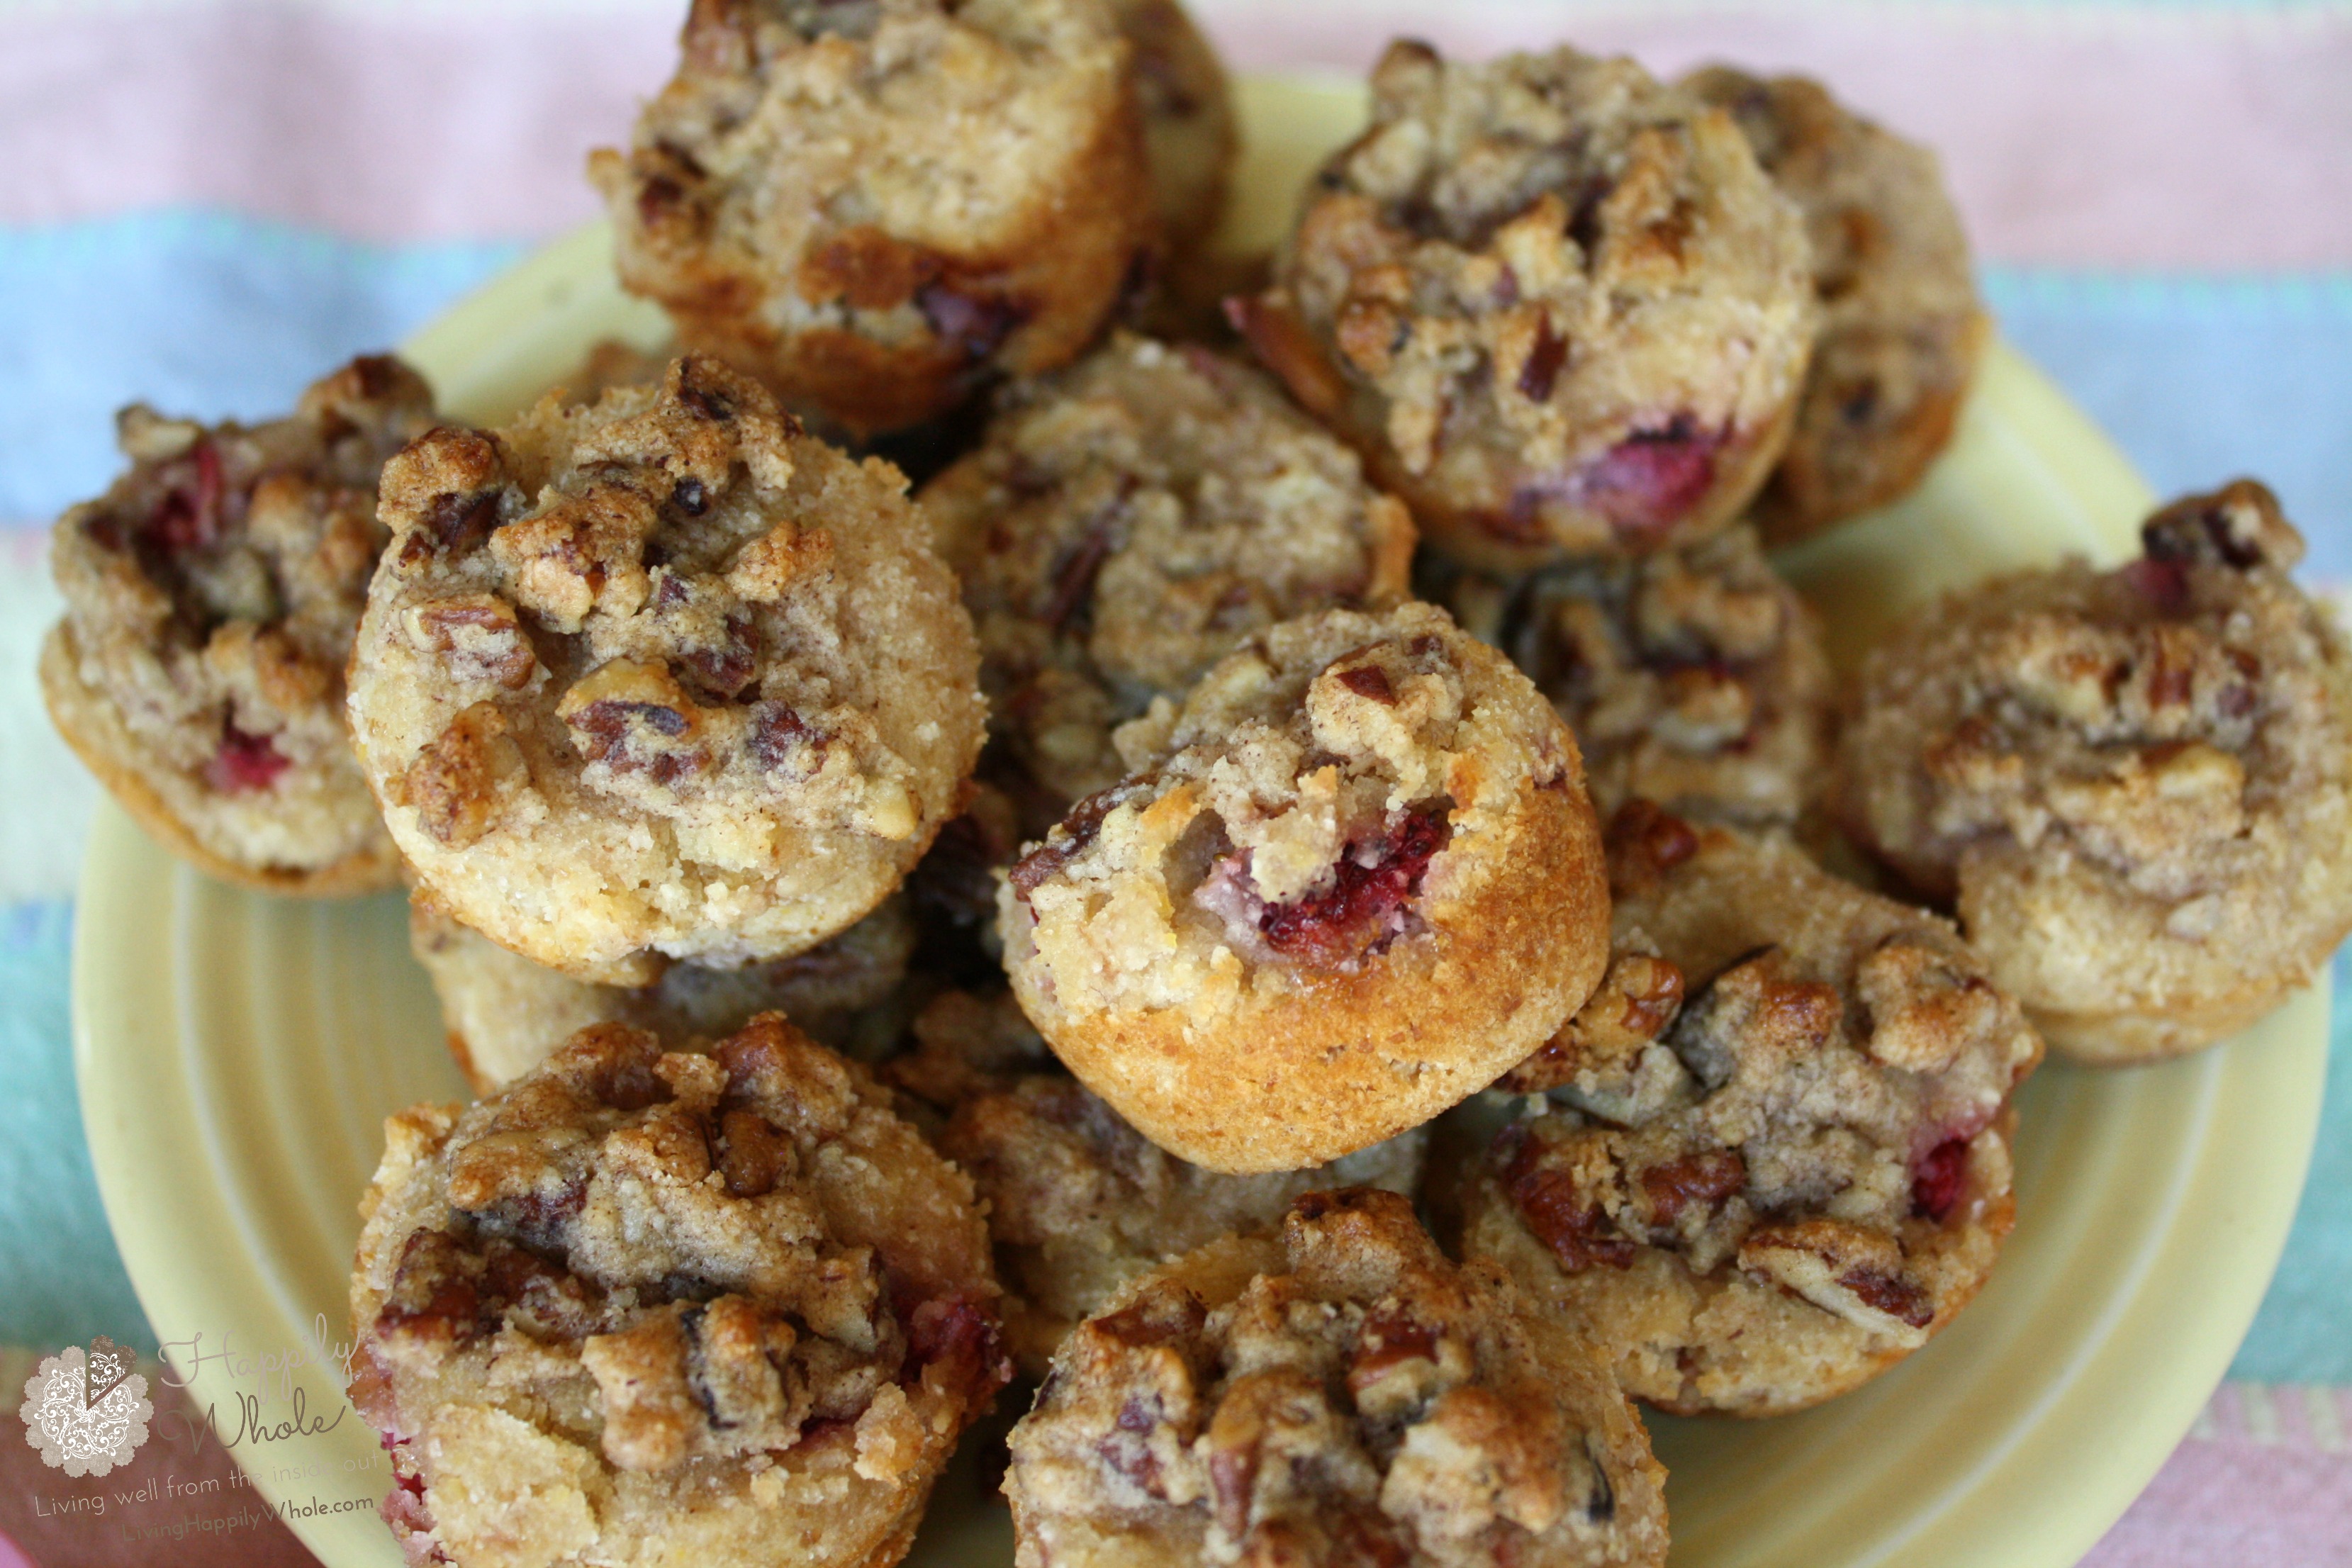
[1911,1136,1971,1222]
[1258,808,1450,965]
[207,722,289,793]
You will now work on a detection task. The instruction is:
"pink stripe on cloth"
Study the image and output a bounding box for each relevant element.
[2083,1384,2352,1566]
[0,3,674,243]
[2,3,2348,265]
[1192,1,2352,270]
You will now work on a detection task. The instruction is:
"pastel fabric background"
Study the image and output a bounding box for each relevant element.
[0,1,2345,1563]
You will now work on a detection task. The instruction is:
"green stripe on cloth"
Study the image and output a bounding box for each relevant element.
[0,904,152,1355]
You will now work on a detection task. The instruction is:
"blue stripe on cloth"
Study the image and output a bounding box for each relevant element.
[0,902,152,1355]
[0,209,520,521]
[2234,947,2352,1382]
[1984,267,2352,581]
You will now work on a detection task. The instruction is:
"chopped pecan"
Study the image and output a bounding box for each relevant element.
[1638,1150,1745,1228]
[488,481,657,632]
[1516,313,1568,403]
[402,594,537,689]
[1503,1133,1636,1272]
[2140,478,2300,573]
[1605,798,1701,883]
[746,701,823,777]
[1007,783,1132,898]
[1228,293,1352,420]
[715,1109,794,1198]
[405,701,525,847]
[559,659,704,783]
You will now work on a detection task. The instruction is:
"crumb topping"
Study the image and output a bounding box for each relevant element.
[352,353,982,970]
[1484,803,2039,1365]
[47,355,433,870]
[1007,1189,1665,1568]
[1005,604,1574,1011]
[1684,67,1984,537]
[352,1015,1006,1564]
[1445,525,1830,824]
[928,333,1415,812]
[1249,40,1813,554]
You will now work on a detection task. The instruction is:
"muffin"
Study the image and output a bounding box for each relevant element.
[999,602,1611,1173]
[1684,67,1987,543]
[1119,0,1236,261]
[1838,480,2352,1060]
[349,1014,1007,1568]
[1240,40,1815,573]
[41,355,434,892]
[1004,1187,1669,1568]
[1465,802,2043,1416]
[347,354,984,980]
[591,0,1154,437]
[1442,524,1832,827]
[887,987,1426,1374]
[922,332,1416,819]
[410,892,917,1092]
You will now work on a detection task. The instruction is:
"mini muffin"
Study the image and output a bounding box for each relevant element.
[591,0,1153,438]
[1683,68,1986,544]
[347,354,985,980]
[1465,802,2043,1416]
[923,333,1416,819]
[411,892,917,1092]
[41,355,434,892]
[1239,40,1815,574]
[1115,0,1242,334]
[1838,480,2352,1061]
[999,602,1611,1174]
[887,987,1426,1373]
[1442,525,1832,827]
[349,1014,1008,1568]
[1004,1187,1669,1568]
[1119,0,1236,259]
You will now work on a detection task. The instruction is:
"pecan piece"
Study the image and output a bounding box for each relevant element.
[559,659,705,784]
[405,701,525,847]
[402,593,537,689]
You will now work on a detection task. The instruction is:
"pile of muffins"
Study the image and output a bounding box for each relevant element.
[40,4,2352,1565]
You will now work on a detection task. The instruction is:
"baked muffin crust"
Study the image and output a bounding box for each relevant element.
[1684,67,1987,542]
[1242,40,1815,573]
[999,602,1610,1173]
[347,354,984,978]
[1838,480,2352,1060]
[43,355,434,892]
[1466,802,2042,1416]
[1004,1188,1669,1568]
[593,0,1154,436]
[349,1014,1007,1568]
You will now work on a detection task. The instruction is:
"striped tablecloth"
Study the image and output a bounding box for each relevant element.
[1,3,2346,1563]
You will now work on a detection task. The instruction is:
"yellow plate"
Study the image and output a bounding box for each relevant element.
[76,73,2324,1568]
